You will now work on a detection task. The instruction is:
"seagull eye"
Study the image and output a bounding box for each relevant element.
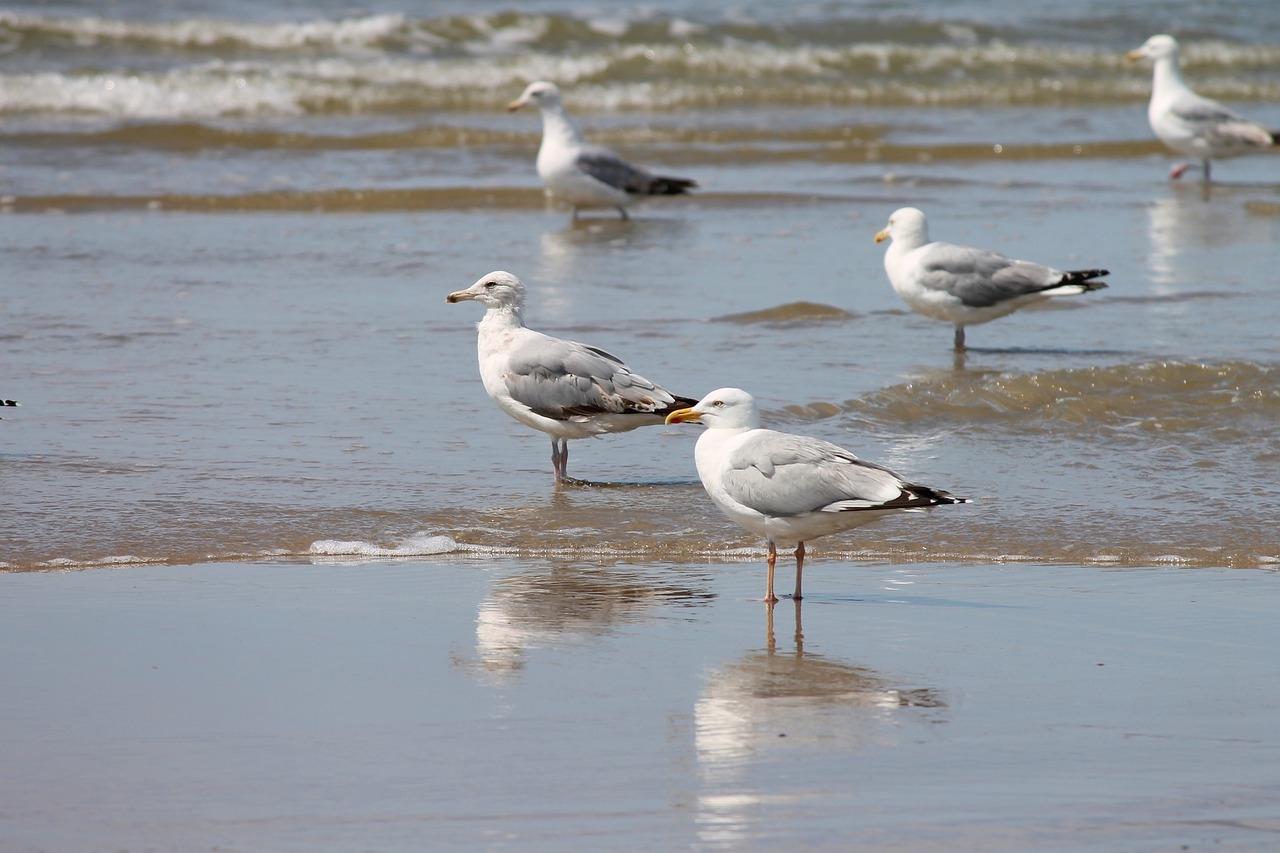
[712,400,725,408]
[484,281,497,289]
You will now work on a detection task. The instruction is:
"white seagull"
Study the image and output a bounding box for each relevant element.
[666,388,966,603]
[447,270,696,486]
[875,207,1109,351]
[507,81,697,219]
[1127,34,1277,181]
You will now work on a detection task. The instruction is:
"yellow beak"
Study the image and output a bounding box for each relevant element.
[874,227,890,243]
[1125,49,1144,63]
[664,407,701,425]
[507,98,526,112]
[445,289,472,303]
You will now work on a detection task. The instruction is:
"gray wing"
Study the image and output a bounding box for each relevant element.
[503,331,676,420]
[721,431,910,517]
[1168,91,1275,147]
[917,242,1064,308]
[575,145,657,194]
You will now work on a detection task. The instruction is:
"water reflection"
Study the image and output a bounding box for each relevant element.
[457,560,714,682]
[694,602,945,848]
[1144,187,1270,289]
[536,215,696,289]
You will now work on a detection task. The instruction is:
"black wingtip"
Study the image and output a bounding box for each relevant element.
[1062,268,1110,291]
[907,484,970,507]
[650,177,697,196]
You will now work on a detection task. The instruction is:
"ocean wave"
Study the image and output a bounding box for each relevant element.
[3,10,1278,118]
[0,11,411,52]
[773,361,1280,436]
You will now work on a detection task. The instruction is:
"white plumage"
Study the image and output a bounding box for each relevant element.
[507,81,696,218]
[1127,34,1276,181]
[875,207,1109,351]
[447,271,695,485]
[666,388,966,602]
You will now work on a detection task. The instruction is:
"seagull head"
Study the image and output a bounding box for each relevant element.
[874,206,928,248]
[1127,34,1179,64]
[665,387,762,430]
[508,81,563,113]
[446,270,528,311]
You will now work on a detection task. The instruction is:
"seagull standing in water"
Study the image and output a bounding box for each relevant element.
[507,81,697,219]
[1127,34,1277,181]
[447,271,696,486]
[875,207,1109,351]
[666,388,966,603]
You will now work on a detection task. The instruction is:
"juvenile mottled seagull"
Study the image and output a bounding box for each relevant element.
[1127,34,1277,181]
[874,207,1109,351]
[447,270,696,486]
[507,81,697,219]
[666,388,966,603]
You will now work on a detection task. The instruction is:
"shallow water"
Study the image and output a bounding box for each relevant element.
[2,2,1280,848]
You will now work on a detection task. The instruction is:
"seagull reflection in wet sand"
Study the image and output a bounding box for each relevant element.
[457,561,715,681]
[666,388,968,602]
[695,601,944,843]
[447,270,697,486]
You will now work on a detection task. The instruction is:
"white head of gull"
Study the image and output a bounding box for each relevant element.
[1126,34,1277,181]
[447,270,696,486]
[875,207,1109,351]
[507,80,696,219]
[666,387,967,603]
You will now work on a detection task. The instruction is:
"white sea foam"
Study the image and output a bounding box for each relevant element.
[0,11,408,51]
[308,532,477,558]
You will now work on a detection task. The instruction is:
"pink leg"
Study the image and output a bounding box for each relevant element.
[792,541,805,600]
[765,541,778,603]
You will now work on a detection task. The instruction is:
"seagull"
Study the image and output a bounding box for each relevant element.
[666,388,967,603]
[1,399,18,418]
[507,81,697,219]
[1127,34,1277,181]
[447,270,697,486]
[874,207,1109,351]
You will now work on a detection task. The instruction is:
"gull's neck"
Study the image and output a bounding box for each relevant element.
[538,103,586,151]
[1151,54,1188,100]
[478,302,526,333]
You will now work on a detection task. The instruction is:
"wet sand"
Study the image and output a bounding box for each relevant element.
[3,557,1278,851]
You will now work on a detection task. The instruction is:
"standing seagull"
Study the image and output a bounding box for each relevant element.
[447,270,697,486]
[875,207,1109,351]
[666,388,966,603]
[1127,34,1276,181]
[507,81,697,219]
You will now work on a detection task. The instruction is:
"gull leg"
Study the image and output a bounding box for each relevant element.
[1169,161,1192,180]
[953,325,966,351]
[765,597,776,651]
[550,438,569,485]
[792,541,805,601]
[616,206,630,220]
[765,540,778,603]
[1202,159,1212,183]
